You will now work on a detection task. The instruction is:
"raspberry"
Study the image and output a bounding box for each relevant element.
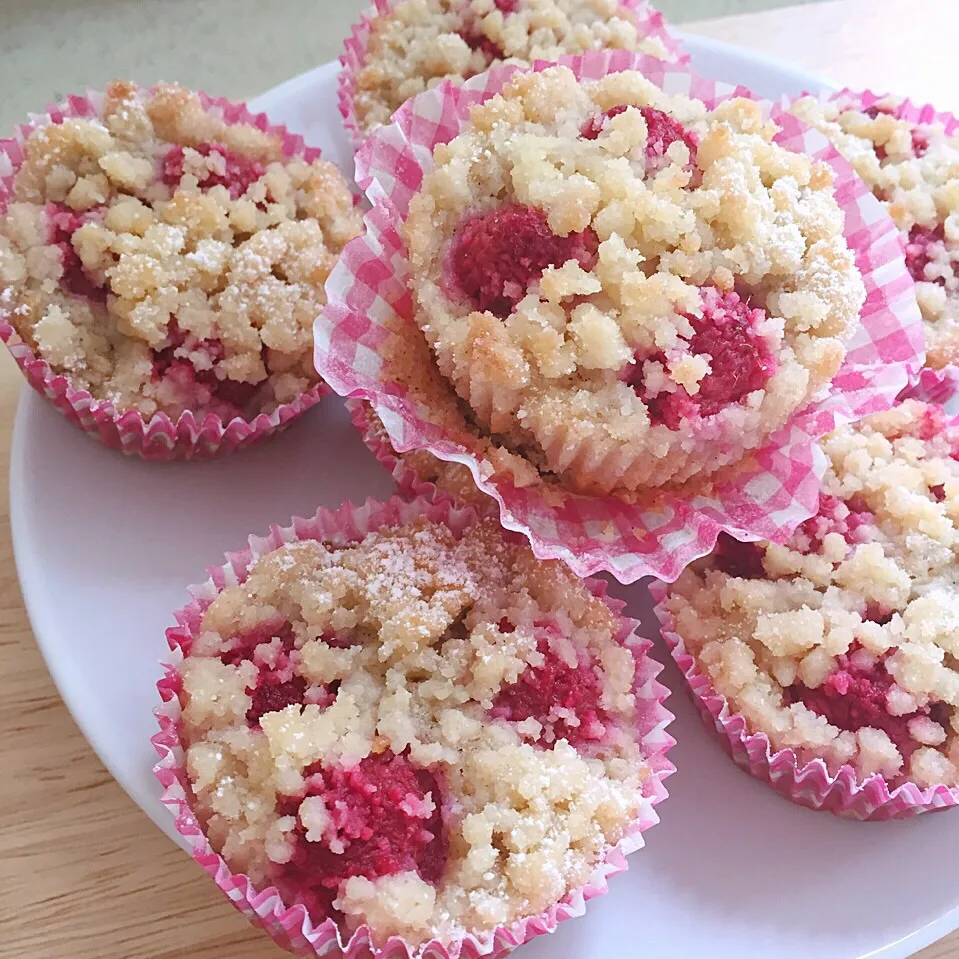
[456,2,516,65]
[246,676,308,727]
[47,203,107,301]
[627,289,775,427]
[910,130,929,157]
[916,404,948,441]
[457,27,504,61]
[904,224,945,284]
[150,322,266,421]
[219,619,295,667]
[161,142,265,200]
[274,752,447,921]
[795,494,873,554]
[786,645,919,754]
[451,204,599,317]
[581,105,699,175]
[713,534,766,579]
[491,632,612,747]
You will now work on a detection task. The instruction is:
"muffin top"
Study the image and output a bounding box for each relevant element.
[405,67,865,494]
[791,94,959,369]
[352,0,674,134]
[179,515,650,946]
[662,399,959,788]
[0,82,362,422]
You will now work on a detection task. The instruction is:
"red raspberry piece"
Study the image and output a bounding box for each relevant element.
[795,494,873,554]
[491,632,612,747]
[712,533,766,579]
[494,0,517,10]
[627,289,775,428]
[458,26,504,62]
[161,142,265,200]
[219,619,295,666]
[915,404,948,441]
[451,204,599,317]
[150,322,268,420]
[246,676,308,727]
[581,105,699,175]
[46,203,108,301]
[273,752,447,922]
[786,644,929,756]
[904,224,946,284]
[864,605,893,626]
[910,130,929,157]
[931,484,947,503]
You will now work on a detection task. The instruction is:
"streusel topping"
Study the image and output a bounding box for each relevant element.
[791,94,959,369]
[405,67,865,494]
[179,516,649,945]
[352,0,673,134]
[663,400,959,788]
[0,82,363,422]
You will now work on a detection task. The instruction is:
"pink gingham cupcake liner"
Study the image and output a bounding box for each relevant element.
[0,88,332,460]
[317,50,924,585]
[337,0,687,149]
[650,580,959,821]
[789,87,959,385]
[900,365,959,415]
[347,397,498,511]
[152,494,675,958]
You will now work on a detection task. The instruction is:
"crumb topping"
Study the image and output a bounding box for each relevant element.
[352,0,673,134]
[663,399,959,788]
[791,94,959,369]
[0,82,363,421]
[405,67,865,494]
[179,516,649,945]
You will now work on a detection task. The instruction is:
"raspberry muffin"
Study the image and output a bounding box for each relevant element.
[348,0,678,136]
[171,507,663,949]
[0,81,362,434]
[791,94,959,369]
[660,399,959,797]
[404,66,866,494]
[350,399,493,508]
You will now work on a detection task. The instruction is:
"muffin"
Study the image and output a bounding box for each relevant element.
[0,81,362,441]
[349,398,494,508]
[168,502,668,951]
[660,399,959,801]
[404,66,866,494]
[791,93,959,369]
[347,0,680,136]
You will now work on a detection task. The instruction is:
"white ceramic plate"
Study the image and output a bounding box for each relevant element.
[11,37,959,959]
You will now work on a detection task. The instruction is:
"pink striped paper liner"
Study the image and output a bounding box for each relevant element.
[317,50,924,585]
[347,397,498,511]
[0,87,332,460]
[651,575,959,821]
[153,494,676,958]
[337,0,688,149]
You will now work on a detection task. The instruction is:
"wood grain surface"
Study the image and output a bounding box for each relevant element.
[2,2,958,956]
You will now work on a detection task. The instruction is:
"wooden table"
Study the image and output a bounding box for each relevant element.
[2,1,958,956]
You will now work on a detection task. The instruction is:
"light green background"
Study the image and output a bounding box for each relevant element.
[0,0,816,131]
